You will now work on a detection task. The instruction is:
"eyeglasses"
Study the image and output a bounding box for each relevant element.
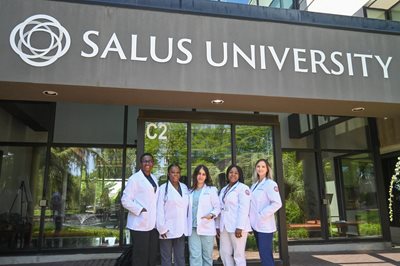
[142,160,154,164]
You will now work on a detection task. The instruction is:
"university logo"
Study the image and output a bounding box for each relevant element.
[9,14,71,67]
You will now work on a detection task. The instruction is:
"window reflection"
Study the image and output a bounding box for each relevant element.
[0,102,51,143]
[323,152,381,239]
[366,8,386,20]
[212,0,293,8]
[46,147,123,248]
[236,125,274,187]
[235,125,279,257]
[320,118,368,150]
[390,2,400,21]
[0,146,45,250]
[191,123,231,188]
[144,122,188,184]
[283,151,322,240]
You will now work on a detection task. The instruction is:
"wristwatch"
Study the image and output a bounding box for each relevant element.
[210,213,215,219]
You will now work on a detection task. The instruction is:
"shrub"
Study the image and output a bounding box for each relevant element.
[285,199,304,224]
[287,228,308,239]
[359,223,381,236]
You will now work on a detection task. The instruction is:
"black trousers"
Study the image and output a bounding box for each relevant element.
[130,228,159,266]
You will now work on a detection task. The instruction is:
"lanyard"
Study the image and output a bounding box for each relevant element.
[222,182,237,203]
[252,181,260,192]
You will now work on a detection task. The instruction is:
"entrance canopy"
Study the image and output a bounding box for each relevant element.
[1,0,400,117]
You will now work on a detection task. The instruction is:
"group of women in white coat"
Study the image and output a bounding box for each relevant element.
[156,159,282,266]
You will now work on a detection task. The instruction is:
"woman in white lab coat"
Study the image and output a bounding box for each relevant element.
[187,164,221,266]
[157,163,189,266]
[250,159,282,266]
[121,153,159,266]
[217,164,251,266]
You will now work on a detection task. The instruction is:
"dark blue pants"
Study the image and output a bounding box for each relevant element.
[130,228,159,266]
[253,230,274,266]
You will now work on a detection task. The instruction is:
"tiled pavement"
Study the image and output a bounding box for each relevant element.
[289,251,400,265]
[1,260,116,266]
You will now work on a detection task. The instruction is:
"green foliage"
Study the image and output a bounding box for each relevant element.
[245,233,280,252]
[236,125,273,186]
[191,124,232,178]
[359,223,381,236]
[357,210,380,224]
[146,123,188,177]
[282,152,305,203]
[37,225,119,238]
[285,199,305,224]
[282,152,307,227]
[245,234,257,250]
[273,234,279,252]
[287,228,308,239]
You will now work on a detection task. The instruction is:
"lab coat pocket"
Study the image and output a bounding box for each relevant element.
[200,216,215,232]
[136,211,149,227]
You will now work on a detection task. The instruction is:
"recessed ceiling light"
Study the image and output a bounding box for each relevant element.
[211,99,224,104]
[351,107,365,112]
[42,90,58,96]
[384,117,388,120]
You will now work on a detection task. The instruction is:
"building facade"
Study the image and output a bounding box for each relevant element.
[1,0,400,265]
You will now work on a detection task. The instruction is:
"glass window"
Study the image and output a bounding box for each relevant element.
[390,2,400,21]
[280,114,314,149]
[322,152,381,239]
[45,147,123,249]
[236,125,274,186]
[317,115,340,126]
[0,146,46,250]
[299,114,313,134]
[54,103,124,144]
[144,122,188,184]
[283,151,322,240]
[366,8,386,20]
[235,125,280,257]
[225,0,253,5]
[124,147,136,245]
[191,124,231,189]
[269,0,293,8]
[212,0,293,8]
[0,102,53,143]
[320,117,368,150]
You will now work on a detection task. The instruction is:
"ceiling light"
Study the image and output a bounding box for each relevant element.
[42,90,58,96]
[351,107,365,112]
[211,99,224,104]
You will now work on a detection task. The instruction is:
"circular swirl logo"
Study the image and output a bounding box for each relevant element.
[9,14,71,67]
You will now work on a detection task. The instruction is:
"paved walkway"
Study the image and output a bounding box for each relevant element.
[1,250,400,265]
[289,251,400,265]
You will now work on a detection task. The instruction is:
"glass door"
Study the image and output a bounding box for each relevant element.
[139,112,281,262]
[323,152,382,239]
[143,121,188,183]
[191,123,231,189]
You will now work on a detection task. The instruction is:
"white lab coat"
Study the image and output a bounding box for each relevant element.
[217,182,252,233]
[156,181,189,239]
[250,178,282,233]
[121,170,159,231]
[187,185,221,236]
